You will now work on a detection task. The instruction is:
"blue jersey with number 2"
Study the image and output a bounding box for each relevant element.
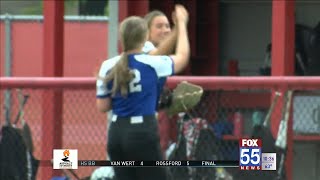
[96,54,174,117]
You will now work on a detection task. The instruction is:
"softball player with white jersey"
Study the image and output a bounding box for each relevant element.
[96,5,189,180]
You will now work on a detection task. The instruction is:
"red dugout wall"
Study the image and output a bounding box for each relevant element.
[0,21,108,77]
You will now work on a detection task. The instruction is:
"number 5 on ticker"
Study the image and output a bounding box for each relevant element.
[240,148,261,165]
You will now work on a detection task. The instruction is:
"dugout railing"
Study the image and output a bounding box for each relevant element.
[1,76,320,180]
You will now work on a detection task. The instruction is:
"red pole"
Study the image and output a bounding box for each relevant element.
[191,0,219,76]
[149,0,174,19]
[271,1,295,180]
[119,0,149,22]
[118,0,128,22]
[42,1,64,179]
[184,0,197,58]
[209,0,219,76]
[128,0,149,17]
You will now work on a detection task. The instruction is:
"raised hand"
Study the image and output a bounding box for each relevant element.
[175,4,189,25]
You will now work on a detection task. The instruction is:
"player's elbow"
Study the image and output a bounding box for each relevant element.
[96,98,111,113]
[97,106,109,113]
[172,53,190,74]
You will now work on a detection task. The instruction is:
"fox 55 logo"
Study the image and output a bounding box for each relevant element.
[239,139,262,170]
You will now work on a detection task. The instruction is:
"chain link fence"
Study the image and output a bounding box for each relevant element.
[1,77,320,180]
[0,88,108,179]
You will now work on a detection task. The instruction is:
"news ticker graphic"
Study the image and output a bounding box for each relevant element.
[51,143,276,170]
[78,160,239,167]
[239,138,277,171]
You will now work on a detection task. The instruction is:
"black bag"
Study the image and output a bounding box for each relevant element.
[0,125,39,180]
[260,22,320,76]
[302,22,320,75]
[167,116,220,180]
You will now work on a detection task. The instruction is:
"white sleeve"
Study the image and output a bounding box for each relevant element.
[96,56,120,98]
[134,55,174,78]
[142,41,156,54]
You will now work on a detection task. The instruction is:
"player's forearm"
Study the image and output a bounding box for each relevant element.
[96,98,111,113]
[149,28,177,56]
[175,21,190,70]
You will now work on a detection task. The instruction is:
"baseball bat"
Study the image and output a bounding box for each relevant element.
[13,90,29,125]
[275,90,293,149]
[16,89,34,153]
[263,91,282,127]
[275,90,293,180]
[3,105,9,126]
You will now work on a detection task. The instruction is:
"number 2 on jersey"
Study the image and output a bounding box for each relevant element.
[129,69,142,93]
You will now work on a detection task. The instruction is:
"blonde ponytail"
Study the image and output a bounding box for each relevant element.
[104,53,134,97]
[101,16,147,97]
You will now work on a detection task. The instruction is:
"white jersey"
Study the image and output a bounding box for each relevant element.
[142,41,156,54]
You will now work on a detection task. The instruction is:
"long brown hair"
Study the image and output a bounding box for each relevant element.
[104,16,148,97]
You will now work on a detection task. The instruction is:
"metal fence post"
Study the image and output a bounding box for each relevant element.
[106,1,119,160]
[108,0,118,58]
[4,13,12,126]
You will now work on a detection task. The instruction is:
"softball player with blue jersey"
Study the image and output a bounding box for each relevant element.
[96,5,189,180]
